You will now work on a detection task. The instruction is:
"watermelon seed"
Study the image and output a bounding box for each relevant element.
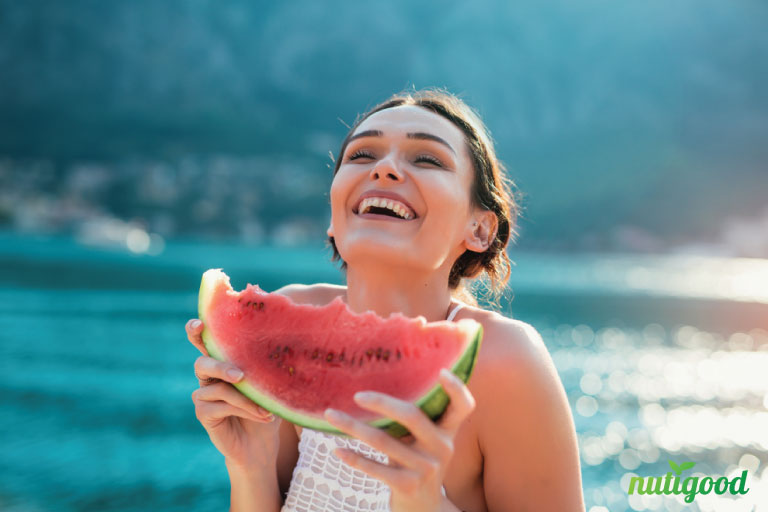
[288,366,294,376]
[382,349,390,361]
[326,352,334,362]
[366,349,373,360]
[311,349,319,360]
[375,347,382,360]
[339,350,345,362]
[396,349,402,360]
[258,302,265,310]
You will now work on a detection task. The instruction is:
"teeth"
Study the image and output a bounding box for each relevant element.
[358,197,413,219]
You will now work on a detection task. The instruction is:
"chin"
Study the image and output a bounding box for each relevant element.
[337,235,433,270]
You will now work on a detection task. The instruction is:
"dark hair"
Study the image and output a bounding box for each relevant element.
[328,88,521,306]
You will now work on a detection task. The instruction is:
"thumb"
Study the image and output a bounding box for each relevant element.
[435,369,476,433]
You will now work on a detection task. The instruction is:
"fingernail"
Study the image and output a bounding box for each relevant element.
[227,368,244,381]
[325,408,343,421]
[258,412,274,422]
[441,368,458,382]
[191,319,201,329]
[250,411,273,422]
[354,391,374,402]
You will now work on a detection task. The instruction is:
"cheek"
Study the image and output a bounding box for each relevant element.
[422,175,471,218]
[329,171,352,213]
[329,168,360,235]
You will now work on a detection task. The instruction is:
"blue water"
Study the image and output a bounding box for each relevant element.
[1,234,766,512]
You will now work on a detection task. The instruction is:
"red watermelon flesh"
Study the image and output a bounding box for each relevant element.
[198,269,483,436]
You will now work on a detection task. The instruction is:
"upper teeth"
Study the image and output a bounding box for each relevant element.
[358,197,413,220]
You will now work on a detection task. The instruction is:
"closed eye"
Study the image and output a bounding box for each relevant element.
[348,149,375,161]
[415,154,443,167]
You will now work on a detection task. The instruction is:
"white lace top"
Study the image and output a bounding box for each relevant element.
[281,302,466,512]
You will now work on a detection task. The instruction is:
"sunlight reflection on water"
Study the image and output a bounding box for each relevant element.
[513,253,768,304]
[545,322,768,511]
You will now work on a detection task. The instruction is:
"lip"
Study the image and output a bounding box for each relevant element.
[352,190,418,219]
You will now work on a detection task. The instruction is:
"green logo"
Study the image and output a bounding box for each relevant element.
[626,460,750,503]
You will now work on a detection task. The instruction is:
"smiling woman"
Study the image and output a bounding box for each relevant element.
[327,91,518,309]
[186,89,586,512]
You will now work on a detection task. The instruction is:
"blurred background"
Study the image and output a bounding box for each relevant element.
[1,1,767,511]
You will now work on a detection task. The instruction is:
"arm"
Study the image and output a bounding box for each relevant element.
[276,419,300,500]
[224,399,299,510]
[478,321,585,511]
[227,460,282,512]
[187,320,285,511]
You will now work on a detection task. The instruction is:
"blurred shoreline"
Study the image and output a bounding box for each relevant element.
[2,156,767,258]
[2,231,766,333]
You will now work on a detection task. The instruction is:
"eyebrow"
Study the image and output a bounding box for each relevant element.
[346,129,456,155]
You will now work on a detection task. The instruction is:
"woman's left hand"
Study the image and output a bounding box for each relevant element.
[324,368,476,512]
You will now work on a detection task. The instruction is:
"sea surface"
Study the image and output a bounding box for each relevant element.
[1,233,767,512]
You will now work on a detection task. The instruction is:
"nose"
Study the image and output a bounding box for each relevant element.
[369,157,404,183]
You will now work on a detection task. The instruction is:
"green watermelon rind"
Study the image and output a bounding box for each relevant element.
[198,269,483,438]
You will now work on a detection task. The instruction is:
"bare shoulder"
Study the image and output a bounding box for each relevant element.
[458,307,585,510]
[457,306,568,438]
[273,283,346,307]
[458,307,550,381]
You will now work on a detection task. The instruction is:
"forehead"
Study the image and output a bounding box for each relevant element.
[353,105,467,150]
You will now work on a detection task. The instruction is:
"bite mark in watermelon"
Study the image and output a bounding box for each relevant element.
[198,269,483,437]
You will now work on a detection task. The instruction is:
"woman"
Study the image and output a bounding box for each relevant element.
[187,89,585,511]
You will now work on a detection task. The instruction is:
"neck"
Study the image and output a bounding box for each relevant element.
[343,262,454,322]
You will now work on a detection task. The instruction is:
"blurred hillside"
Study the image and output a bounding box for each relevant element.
[0,0,766,255]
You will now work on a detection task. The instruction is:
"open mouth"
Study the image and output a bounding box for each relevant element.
[354,197,416,220]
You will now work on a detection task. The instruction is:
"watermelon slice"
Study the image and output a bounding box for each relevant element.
[198,269,483,437]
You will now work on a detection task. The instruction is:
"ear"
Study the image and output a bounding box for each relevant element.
[464,210,497,253]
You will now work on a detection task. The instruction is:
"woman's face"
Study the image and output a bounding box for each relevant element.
[329,105,478,275]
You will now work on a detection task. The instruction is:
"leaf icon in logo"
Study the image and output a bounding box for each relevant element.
[668,460,681,474]
[668,460,696,475]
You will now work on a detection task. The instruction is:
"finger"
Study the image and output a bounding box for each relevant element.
[196,376,220,388]
[194,355,244,384]
[186,319,209,356]
[333,448,422,493]
[194,382,273,418]
[435,368,476,432]
[195,399,274,425]
[352,391,450,455]
[324,409,435,471]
